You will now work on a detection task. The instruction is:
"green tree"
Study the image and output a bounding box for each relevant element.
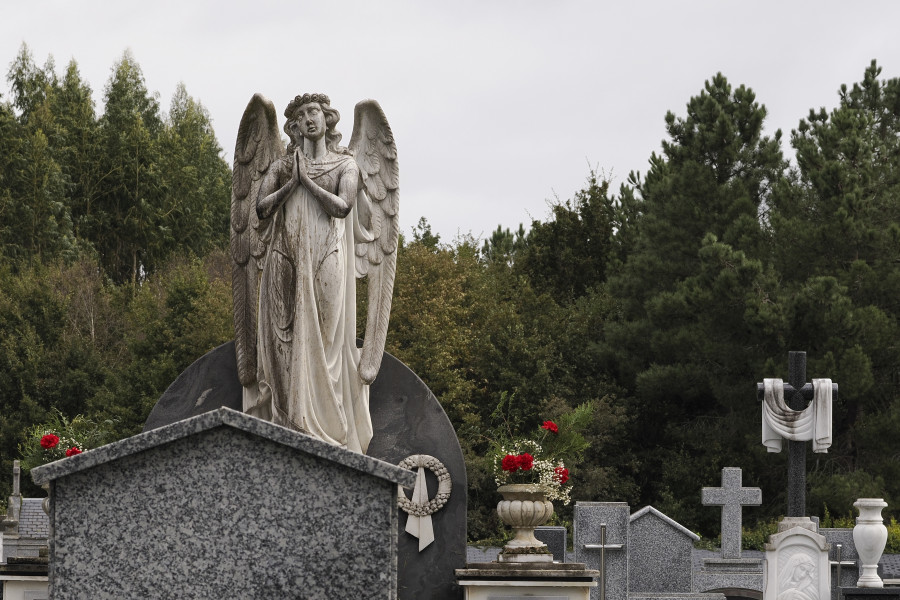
[602,73,789,532]
[50,59,102,244]
[7,44,56,124]
[515,172,615,301]
[95,51,164,285]
[769,61,900,514]
[103,251,233,433]
[481,223,526,266]
[0,259,111,499]
[0,98,27,257]
[3,45,75,262]
[158,83,231,254]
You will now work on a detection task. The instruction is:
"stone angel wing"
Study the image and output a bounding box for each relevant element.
[350,100,399,384]
[231,94,285,386]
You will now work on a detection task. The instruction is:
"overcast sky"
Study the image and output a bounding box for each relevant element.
[3,1,900,243]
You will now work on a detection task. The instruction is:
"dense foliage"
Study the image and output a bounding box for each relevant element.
[1,46,897,543]
[0,45,232,499]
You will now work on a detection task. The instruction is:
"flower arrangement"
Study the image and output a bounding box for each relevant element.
[488,399,594,505]
[19,411,117,471]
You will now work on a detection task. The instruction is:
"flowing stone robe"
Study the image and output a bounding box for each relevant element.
[245,152,372,453]
[762,378,832,454]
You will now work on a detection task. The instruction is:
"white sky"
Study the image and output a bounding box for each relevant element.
[3,1,900,243]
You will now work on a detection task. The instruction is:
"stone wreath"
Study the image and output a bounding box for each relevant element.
[397,454,452,517]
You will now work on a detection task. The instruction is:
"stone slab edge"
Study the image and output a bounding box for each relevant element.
[456,562,599,580]
[630,505,701,541]
[700,557,764,573]
[32,407,416,488]
[841,591,900,600]
[631,595,726,600]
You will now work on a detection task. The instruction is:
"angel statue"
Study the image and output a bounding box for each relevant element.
[231,92,399,454]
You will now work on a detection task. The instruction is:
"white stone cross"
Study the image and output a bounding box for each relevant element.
[701,467,761,559]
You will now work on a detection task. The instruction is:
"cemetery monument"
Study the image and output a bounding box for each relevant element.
[757,351,836,517]
[231,92,399,454]
[759,352,835,600]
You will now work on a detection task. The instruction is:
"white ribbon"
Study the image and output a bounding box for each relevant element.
[404,467,435,551]
[762,378,832,453]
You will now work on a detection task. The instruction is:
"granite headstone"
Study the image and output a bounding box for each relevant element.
[822,528,859,600]
[535,525,567,563]
[143,341,467,600]
[842,589,900,600]
[574,502,629,600]
[32,408,416,599]
[628,506,698,594]
[701,467,762,560]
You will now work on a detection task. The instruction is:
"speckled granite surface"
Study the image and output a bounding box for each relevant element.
[629,506,698,593]
[34,408,415,599]
[574,502,629,600]
[142,343,468,600]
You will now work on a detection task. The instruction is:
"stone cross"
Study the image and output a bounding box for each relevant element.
[756,351,839,516]
[702,467,761,559]
[2,459,22,529]
[12,459,20,496]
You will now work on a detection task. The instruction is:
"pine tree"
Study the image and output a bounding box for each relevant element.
[603,73,789,529]
[768,61,900,512]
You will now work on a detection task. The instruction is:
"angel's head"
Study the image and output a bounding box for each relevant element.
[284,93,342,153]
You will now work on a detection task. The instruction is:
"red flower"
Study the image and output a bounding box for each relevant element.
[65,447,82,457]
[554,466,569,484]
[501,454,520,472]
[40,434,60,449]
[541,420,559,434]
[517,453,534,471]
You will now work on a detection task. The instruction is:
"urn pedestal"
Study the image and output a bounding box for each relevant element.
[496,484,554,563]
[853,498,888,588]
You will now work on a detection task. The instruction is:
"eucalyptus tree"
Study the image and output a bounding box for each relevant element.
[95,51,165,285]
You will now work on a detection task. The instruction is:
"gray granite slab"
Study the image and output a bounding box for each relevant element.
[630,594,726,600]
[467,546,502,563]
[36,410,413,599]
[574,502,629,600]
[694,547,763,596]
[841,589,900,600]
[535,526,567,563]
[142,342,467,600]
[629,506,698,594]
[823,528,860,598]
[693,569,763,597]
[457,561,598,579]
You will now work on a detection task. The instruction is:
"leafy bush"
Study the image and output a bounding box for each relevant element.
[19,410,119,471]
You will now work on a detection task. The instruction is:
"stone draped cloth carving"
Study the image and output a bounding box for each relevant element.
[762,378,832,453]
[231,94,399,454]
[255,153,369,450]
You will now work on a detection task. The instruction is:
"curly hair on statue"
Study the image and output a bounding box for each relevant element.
[283,93,343,152]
